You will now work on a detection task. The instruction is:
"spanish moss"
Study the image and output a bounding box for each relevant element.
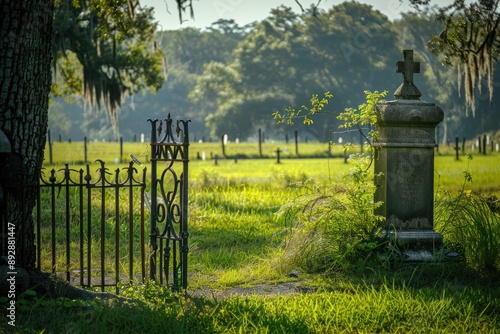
[430,0,499,117]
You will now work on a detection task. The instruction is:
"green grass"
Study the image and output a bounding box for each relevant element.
[2,143,499,333]
[6,275,500,333]
[435,154,500,193]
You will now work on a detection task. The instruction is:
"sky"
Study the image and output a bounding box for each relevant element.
[145,0,422,31]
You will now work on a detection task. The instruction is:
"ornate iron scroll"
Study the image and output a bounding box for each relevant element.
[148,114,190,289]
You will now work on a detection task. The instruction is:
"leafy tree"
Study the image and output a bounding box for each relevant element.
[131,24,246,140]
[158,25,242,75]
[0,0,179,297]
[192,3,402,141]
[206,18,249,39]
[411,0,500,116]
[52,0,165,137]
[192,6,326,140]
[393,10,462,143]
[184,3,358,140]
[303,2,399,107]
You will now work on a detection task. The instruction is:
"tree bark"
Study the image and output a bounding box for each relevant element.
[0,0,54,269]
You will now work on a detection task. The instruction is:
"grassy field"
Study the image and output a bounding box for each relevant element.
[2,142,499,333]
[43,140,500,193]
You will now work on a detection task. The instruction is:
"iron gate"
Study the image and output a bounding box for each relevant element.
[34,160,147,291]
[2,114,191,291]
[148,114,190,290]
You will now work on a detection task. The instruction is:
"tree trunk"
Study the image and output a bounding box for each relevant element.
[0,0,54,270]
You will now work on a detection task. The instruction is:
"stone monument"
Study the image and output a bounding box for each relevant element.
[374,50,444,260]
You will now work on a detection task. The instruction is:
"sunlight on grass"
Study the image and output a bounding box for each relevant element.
[7,145,498,333]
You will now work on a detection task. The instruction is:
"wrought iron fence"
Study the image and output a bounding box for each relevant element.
[34,160,147,292]
[0,114,190,292]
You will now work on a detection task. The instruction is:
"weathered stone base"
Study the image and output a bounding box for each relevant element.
[387,230,443,250]
[400,250,441,262]
[381,230,460,262]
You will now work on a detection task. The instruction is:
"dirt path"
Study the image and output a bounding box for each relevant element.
[190,282,317,301]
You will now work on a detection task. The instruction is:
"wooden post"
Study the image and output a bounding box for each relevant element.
[275,148,281,164]
[454,136,459,160]
[483,135,487,155]
[221,135,226,157]
[48,129,53,165]
[294,130,299,156]
[258,128,262,157]
[84,136,87,163]
[120,136,123,162]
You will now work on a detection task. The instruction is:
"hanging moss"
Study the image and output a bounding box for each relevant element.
[428,1,499,117]
[51,0,165,138]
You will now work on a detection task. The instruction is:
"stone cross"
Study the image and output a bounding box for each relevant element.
[394,50,422,100]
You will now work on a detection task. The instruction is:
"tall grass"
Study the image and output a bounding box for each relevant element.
[435,192,500,272]
[434,155,500,272]
[273,154,385,274]
[2,151,499,332]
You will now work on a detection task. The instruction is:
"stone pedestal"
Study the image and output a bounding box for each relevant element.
[374,99,444,260]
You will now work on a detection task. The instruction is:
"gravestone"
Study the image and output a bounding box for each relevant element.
[374,50,444,260]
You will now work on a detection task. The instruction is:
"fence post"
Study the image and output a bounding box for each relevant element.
[120,136,123,162]
[294,130,299,156]
[483,135,487,155]
[258,128,262,157]
[84,136,87,163]
[221,135,226,157]
[48,129,53,165]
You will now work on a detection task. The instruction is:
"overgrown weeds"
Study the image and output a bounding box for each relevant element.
[274,153,385,275]
[434,154,500,272]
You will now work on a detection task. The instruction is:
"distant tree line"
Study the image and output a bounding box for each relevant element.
[49,2,500,143]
